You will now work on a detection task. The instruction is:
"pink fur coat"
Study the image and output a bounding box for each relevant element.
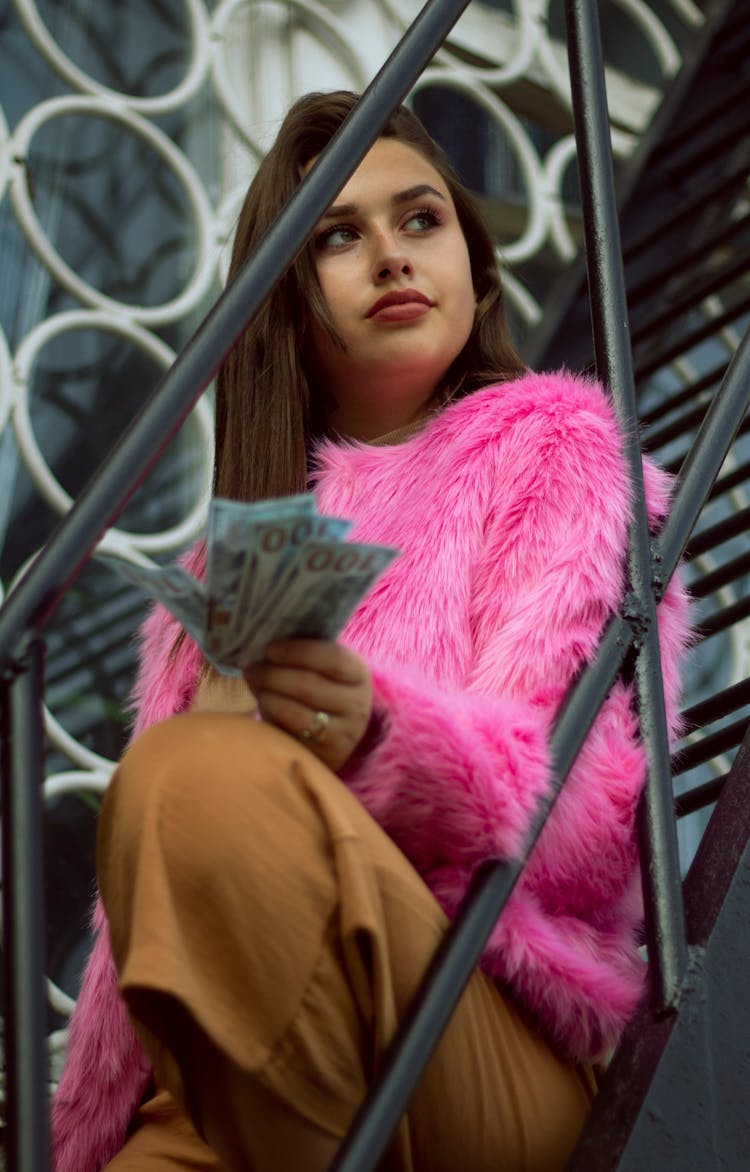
[52,371,690,1172]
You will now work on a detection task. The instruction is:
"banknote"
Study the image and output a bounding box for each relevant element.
[115,496,398,675]
[115,561,208,648]
[206,495,317,659]
[228,508,351,645]
[220,539,398,668]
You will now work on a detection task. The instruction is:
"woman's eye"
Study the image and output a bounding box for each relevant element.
[403,207,442,232]
[316,224,357,249]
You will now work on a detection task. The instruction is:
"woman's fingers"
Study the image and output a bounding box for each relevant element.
[264,639,366,685]
[254,689,330,740]
[244,663,351,716]
[243,640,373,772]
[253,685,367,772]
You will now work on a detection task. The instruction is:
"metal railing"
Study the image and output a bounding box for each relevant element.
[1,1,749,1170]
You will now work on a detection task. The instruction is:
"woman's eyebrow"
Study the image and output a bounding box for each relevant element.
[320,184,447,221]
[392,183,446,206]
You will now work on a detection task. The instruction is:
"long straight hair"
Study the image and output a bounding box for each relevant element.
[213,90,525,504]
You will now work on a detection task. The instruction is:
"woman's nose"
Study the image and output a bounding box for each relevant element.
[371,242,413,283]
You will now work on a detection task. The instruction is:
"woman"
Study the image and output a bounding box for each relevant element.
[53,91,690,1172]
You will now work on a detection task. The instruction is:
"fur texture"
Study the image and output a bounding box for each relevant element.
[52,372,691,1172]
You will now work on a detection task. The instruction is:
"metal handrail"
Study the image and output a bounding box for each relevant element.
[1,2,748,1171]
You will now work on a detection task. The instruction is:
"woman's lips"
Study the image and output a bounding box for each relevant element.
[369,302,432,322]
[366,290,434,322]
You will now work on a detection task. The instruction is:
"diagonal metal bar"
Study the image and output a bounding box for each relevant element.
[565,0,688,1012]
[330,616,630,1172]
[0,0,474,674]
[0,638,50,1172]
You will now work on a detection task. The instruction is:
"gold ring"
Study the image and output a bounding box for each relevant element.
[302,710,330,744]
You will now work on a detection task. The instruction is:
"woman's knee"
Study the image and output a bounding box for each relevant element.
[98,712,340,934]
[118,712,293,801]
[105,714,315,849]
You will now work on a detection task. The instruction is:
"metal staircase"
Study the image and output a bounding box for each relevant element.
[531,3,750,1165]
[1,2,749,1170]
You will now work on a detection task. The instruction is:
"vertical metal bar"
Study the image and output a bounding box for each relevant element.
[1,637,51,1172]
[564,0,688,1010]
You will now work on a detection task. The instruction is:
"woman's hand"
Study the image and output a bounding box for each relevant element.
[244,640,373,772]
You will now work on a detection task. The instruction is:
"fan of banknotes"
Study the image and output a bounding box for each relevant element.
[116,495,399,675]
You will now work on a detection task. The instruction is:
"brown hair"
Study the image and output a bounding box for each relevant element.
[214,90,524,503]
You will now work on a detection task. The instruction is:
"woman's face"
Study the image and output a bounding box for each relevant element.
[306,138,476,440]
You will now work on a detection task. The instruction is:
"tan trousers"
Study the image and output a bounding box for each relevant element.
[98,713,594,1172]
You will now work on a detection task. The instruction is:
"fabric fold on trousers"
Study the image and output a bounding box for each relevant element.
[99,713,594,1172]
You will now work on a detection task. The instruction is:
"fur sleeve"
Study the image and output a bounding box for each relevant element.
[342,381,634,863]
[341,379,691,1061]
